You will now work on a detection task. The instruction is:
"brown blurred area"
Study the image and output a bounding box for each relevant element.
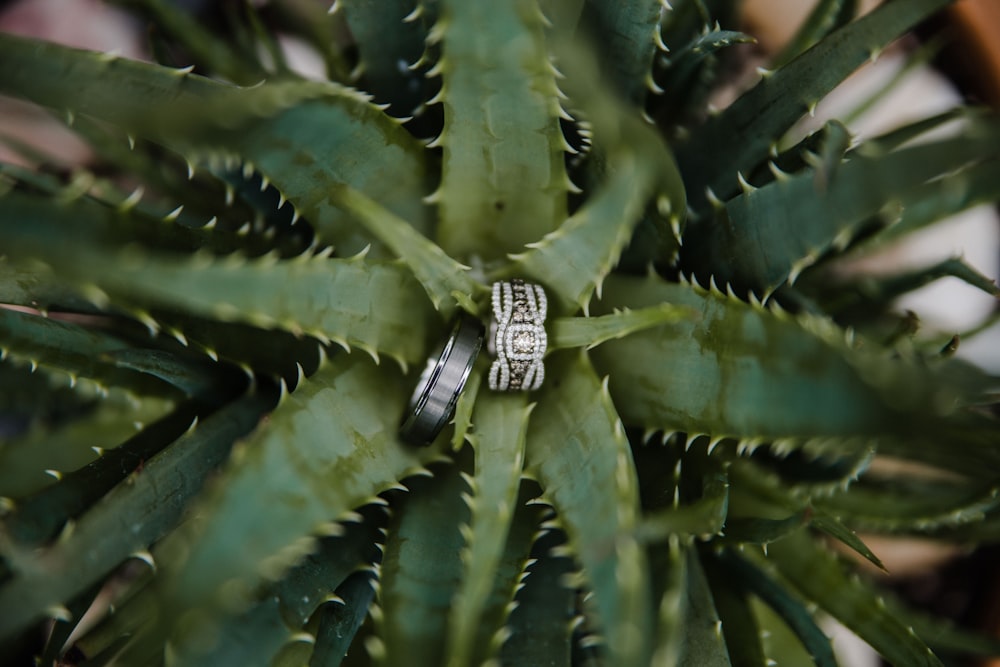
[744,0,1000,109]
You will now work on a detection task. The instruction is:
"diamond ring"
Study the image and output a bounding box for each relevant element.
[400,315,484,445]
[488,279,548,391]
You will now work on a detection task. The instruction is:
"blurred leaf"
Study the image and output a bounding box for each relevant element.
[676,0,951,208]
[682,128,1000,296]
[445,394,531,667]
[378,456,470,667]
[714,548,837,667]
[0,388,275,642]
[499,530,575,667]
[762,530,944,666]
[580,0,664,105]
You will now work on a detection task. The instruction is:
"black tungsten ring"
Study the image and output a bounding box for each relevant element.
[400,314,484,445]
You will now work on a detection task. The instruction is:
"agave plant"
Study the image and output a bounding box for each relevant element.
[2,0,1000,665]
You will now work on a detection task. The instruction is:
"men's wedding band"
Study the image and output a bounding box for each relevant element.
[400,315,484,445]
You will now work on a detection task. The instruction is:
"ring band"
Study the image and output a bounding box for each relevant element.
[400,315,484,445]
[488,279,548,391]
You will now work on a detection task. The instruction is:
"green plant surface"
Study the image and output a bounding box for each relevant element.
[675,0,950,208]
[337,0,431,116]
[757,530,944,666]
[683,125,1000,296]
[525,352,650,665]
[1,1,999,665]
[0,388,275,640]
[0,389,174,499]
[445,393,530,667]
[432,0,569,260]
[580,0,665,105]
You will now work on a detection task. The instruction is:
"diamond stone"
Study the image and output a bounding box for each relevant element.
[512,330,534,353]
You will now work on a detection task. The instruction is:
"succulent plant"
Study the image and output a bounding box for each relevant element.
[2,0,1000,665]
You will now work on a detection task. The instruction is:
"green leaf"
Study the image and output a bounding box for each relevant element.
[894,596,1000,659]
[310,572,379,667]
[682,129,1000,296]
[38,581,104,667]
[162,358,444,623]
[658,0,713,48]
[176,509,384,665]
[858,107,981,155]
[207,88,433,258]
[0,306,172,397]
[72,568,159,663]
[0,256,90,312]
[274,508,384,628]
[805,257,1000,323]
[519,35,686,298]
[581,0,664,105]
[0,389,274,643]
[0,32,433,257]
[762,530,944,667]
[49,118,288,244]
[592,274,993,451]
[331,185,482,317]
[499,530,575,667]
[721,513,809,545]
[701,552,767,667]
[450,364,483,451]
[273,637,316,667]
[675,0,951,208]
[816,476,1000,533]
[677,547,731,666]
[810,513,885,571]
[652,29,757,126]
[90,250,436,364]
[139,310,325,386]
[105,348,241,399]
[377,456,470,667]
[464,486,547,665]
[0,194,437,366]
[649,536,685,667]
[2,403,199,547]
[510,155,661,313]
[714,548,837,667]
[725,458,884,569]
[550,303,697,351]
[525,352,651,667]
[636,458,728,543]
[434,0,569,260]
[338,0,430,117]
[853,156,1000,248]
[745,119,850,191]
[446,393,531,667]
[0,389,173,499]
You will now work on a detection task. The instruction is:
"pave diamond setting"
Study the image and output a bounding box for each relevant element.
[488,279,547,391]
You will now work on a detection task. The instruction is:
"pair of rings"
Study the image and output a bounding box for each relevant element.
[399,279,548,445]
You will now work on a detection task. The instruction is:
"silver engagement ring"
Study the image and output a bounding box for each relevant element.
[488,279,548,391]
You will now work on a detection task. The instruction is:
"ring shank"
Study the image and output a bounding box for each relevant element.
[400,315,484,445]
